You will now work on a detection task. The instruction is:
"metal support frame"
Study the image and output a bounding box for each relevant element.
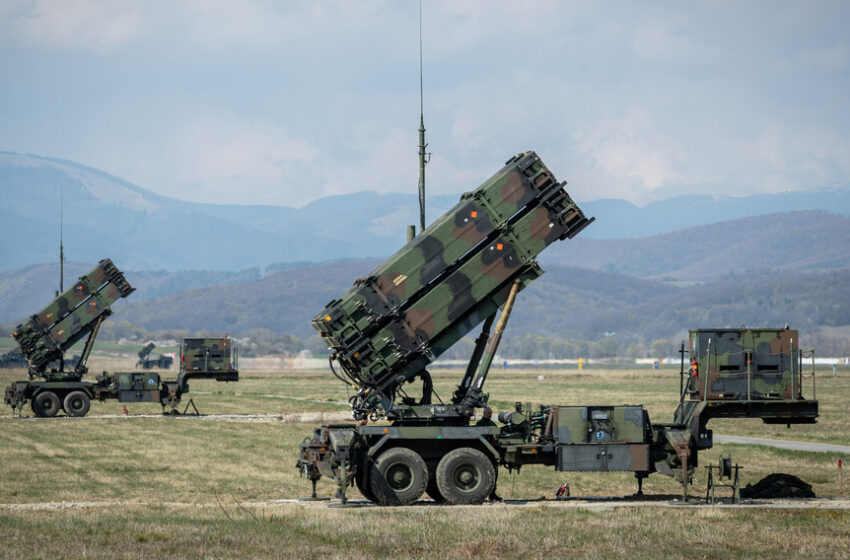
[459,279,522,411]
[705,459,742,505]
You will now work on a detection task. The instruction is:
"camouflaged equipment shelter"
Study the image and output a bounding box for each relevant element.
[180,337,238,382]
[688,328,804,401]
[312,151,593,418]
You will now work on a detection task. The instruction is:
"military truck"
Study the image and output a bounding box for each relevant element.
[297,152,818,505]
[3,259,239,417]
[136,342,174,370]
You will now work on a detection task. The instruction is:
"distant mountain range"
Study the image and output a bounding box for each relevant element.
[6,258,845,349]
[2,151,849,350]
[2,151,850,272]
[544,210,850,280]
[2,221,849,347]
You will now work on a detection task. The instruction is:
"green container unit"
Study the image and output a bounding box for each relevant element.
[180,337,238,381]
[553,405,651,472]
[688,328,802,401]
[14,270,134,371]
[19,282,129,369]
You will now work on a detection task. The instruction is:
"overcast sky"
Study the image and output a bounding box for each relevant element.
[1,1,848,207]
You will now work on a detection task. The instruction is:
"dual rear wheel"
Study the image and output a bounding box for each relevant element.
[31,390,90,417]
[364,446,496,506]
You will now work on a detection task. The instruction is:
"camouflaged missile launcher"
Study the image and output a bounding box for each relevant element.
[688,328,804,401]
[13,259,134,370]
[12,259,130,351]
[313,152,592,408]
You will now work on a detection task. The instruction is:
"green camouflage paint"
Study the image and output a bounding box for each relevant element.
[12,258,134,372]
[688,328,801,401]
[312,152,593,419]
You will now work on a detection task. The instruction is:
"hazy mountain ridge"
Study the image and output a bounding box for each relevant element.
[108,263,850,346]
[0,262,262,325]
[544,210,850,280]
[579,187,850,239]
[3,152,849,348]
[3,258,848,350]
[3,151,850,272]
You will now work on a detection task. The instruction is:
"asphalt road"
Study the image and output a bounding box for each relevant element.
[715,435,850,455]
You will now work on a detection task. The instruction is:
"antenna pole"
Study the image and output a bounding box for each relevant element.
[59,184,65,372]
[417,0,427,233]
[59,184,64,293]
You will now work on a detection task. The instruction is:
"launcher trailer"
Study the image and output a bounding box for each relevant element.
[3,259,238,417]
[297,152,818,505]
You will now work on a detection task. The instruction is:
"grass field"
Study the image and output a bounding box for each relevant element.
[1,360,848,558]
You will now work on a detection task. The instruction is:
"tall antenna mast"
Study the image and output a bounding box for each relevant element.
[59,184,65,370]
[417,0,428,234]
[59,184,65,293]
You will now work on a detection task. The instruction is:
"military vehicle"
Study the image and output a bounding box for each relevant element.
[297,152,818,505]
[180,337,238,381]
[3,259,239,417]
[136,342,174,370]
[0,350,28,368]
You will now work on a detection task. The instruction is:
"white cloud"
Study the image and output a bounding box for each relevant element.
[1,1,848,209]
[795,43,849,73]
[323,126,417,197]
[6,0,144,51]
[574,108,690,199]
[162,116,327,206]
[728,122,850,193]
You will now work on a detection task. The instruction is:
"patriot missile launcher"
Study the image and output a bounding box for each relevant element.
[4,260,238,417]
[313,151,593,420]
[137,342,174,370]
[299,153,819,505]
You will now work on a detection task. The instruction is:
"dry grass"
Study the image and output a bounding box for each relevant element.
[1,504,849,559]
[0,360,848,558]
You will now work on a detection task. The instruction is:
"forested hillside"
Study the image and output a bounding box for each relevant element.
[3,211,849,357]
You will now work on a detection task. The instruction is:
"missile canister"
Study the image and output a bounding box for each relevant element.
[313,152,593,412]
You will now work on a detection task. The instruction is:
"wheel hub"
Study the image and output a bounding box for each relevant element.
[387,464,413,491]
[454,465,480,491]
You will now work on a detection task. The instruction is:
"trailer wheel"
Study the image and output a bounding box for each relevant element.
[33,391,61,418]
[63,391,91,417]
[435,447,495,505]
[369,448,428,506]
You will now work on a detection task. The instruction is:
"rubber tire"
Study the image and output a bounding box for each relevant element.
[63,391,91,417]
[435,447,496,505]
[369,448,428,506]
[355,465,378,503]
[33,391,61,418]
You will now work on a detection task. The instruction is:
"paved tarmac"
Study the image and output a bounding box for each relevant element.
[715,435,850,455]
